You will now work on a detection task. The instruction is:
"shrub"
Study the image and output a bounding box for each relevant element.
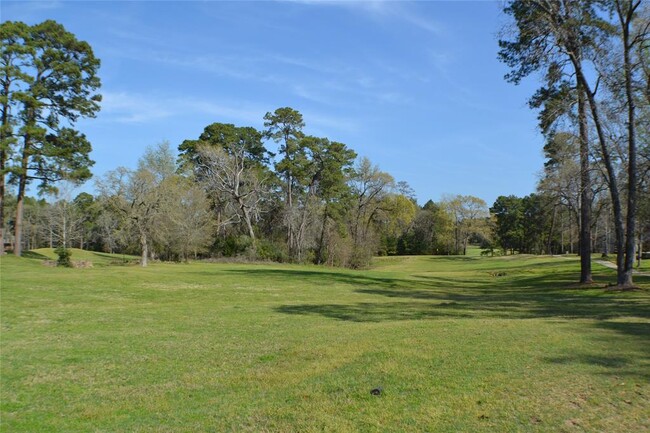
[254,239,288,262]
[54,247,73,267]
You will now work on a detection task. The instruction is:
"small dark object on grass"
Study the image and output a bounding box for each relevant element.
[370,387,382,396]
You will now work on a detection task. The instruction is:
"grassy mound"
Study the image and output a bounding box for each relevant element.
[22,248,139,267]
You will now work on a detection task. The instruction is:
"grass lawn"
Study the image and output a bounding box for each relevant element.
[1,252,649,432]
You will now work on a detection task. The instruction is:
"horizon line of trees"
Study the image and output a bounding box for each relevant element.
[2,111,499,268]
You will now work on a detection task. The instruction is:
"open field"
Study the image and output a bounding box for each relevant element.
[1,252,649,432]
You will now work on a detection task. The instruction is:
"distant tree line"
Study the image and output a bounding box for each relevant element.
[2,110,495,268]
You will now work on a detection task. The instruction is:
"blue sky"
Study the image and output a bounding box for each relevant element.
[3,0,545,206]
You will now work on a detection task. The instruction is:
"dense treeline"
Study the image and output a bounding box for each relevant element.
[2,111,494,268]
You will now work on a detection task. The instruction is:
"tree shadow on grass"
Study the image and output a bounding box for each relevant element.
[542,321,650,380]
[232,264,650,378]
[276,301,472,322]
[277,292,650,323]
[22,251,50,260]
[221,266,649,323]
[217,263,650,383]
[354,275,650,321]
[217,266,650,326]
[221,267,418,291]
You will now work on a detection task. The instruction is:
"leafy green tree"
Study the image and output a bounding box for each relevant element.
[179,123,269,171]
[73,192,101,250]
[296,136,356,264]
[443,195,489,255]
[263,107,305,256]
[491,195,524,254]
[400,200,454,255]
[348,157,395,266]
[0,21,29,253]
[0,20,101,256]
[377,193,417,256]
[521,193,553,254]
[180,123,271,251]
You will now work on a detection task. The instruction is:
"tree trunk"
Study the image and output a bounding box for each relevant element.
[287,174,294,255]
[637,232,642,269]
[140,231,148,267]
[13,141,29,256]
[547,205,557,255]
[574,64,627,287]
[240,203,256,241]
[317,202,334,265]
[618,0,638,288]
[578,85,593,283]
[317,212,328,265]
[0,72,11,256]
[0,139,5,256]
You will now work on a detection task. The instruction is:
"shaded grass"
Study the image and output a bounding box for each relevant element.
[1,252,649,432]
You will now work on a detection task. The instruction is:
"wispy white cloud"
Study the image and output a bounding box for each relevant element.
[2,0,64,24]
[108,44,412,109]
[100,92,173,123]
[100,91,264,125]
[286,0,444,35]
[4,0,62,15]
[99,90,359,134]
[302,110,359,134]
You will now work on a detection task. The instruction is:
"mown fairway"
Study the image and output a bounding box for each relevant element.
[1,251,649,432]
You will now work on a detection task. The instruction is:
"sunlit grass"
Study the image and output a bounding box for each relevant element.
[1,252,648,432]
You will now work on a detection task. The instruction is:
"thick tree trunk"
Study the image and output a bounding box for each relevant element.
[240,203,256,241]
[578,86,593,283]
[619,0,637,288]
[13,142,29,256]
[140,231,148,267]
[574,65,627,287]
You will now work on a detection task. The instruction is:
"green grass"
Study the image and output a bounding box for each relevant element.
[1,252,649,432]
